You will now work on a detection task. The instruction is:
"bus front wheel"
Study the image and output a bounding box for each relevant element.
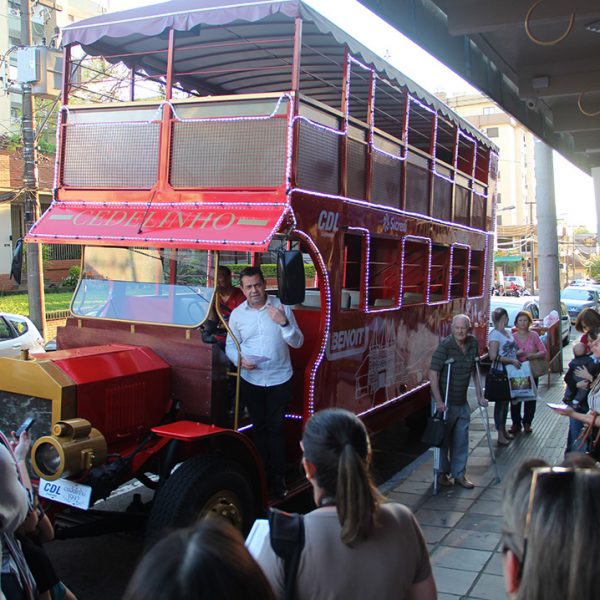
[145,454,255,547]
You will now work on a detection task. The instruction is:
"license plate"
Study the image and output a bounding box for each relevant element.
[39,478,92,510]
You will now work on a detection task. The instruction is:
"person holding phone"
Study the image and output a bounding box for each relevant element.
[1,429,37,599]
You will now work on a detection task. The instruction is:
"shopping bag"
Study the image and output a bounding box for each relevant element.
[529,356,548,379]
[421,412,446,447]
[484,357,510,402]
[506,361,537,400]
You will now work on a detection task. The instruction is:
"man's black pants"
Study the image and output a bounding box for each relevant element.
[241,377,291,494]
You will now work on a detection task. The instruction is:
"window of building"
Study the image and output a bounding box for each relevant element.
[486,127,499,138]
[483,106,500,115]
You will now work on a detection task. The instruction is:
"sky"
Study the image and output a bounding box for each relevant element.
[111,0,596,228]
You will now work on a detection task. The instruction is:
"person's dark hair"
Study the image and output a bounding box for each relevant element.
[575,307,600,333]
[238,266,264,284]
[513,310,533,328]
[218,265,232,277]
[502,460,600,600]
[302,408,381,546]
[560,453,598,469]
[123,518,275,600]
[587,327,600,342]
[492,307,509,327]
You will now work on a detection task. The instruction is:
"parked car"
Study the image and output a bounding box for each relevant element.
[489,296,540,327]
[0,313,46,358]
[490,297,571,347]
[560,286,600,324]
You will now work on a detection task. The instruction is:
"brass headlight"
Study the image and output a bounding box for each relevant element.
[32,418,107,481]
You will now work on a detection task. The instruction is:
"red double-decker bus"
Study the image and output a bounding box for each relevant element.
[1,0,497,535]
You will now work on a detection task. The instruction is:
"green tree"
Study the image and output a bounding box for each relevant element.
[587,255,600,281]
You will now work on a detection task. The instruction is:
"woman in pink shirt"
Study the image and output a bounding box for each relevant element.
[509,311,546,434]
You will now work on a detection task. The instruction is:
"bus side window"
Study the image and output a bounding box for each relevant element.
[430,244,450,303]
[468,250,484,297]
[450,246,470,298]
[401,239,428,305]
[342,233,363,310]
[368,237,399,308]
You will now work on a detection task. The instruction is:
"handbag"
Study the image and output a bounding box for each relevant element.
[506,361,537,400]
[484,357,510,402]
[421,412,446,447]
[529,356,548,379]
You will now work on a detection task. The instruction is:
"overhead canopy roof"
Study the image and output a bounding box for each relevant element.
[25,201,290,251]
[60,0,494,151]
[358,0,600,174]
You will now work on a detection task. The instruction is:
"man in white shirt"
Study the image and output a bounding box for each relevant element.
[226,266,304,499]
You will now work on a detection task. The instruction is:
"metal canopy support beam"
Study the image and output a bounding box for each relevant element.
[593,167,600,245]
[535,140,561,339]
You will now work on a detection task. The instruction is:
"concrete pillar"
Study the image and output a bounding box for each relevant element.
[534,140,562,369]
[593,167,600,246]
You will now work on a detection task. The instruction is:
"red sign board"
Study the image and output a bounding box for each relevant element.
[26,201,291,251]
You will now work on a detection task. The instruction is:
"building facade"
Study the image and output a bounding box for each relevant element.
[0,0,106,291]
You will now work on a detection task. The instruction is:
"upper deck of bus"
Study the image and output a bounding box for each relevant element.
[27,0,497,253]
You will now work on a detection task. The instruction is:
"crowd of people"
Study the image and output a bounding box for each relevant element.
[2,279,598,599]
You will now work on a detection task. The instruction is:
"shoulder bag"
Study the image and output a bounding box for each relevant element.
[421,411,446,447]
[529,356,548,378]
[484,356,510,402]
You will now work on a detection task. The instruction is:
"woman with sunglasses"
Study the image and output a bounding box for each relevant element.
[502,460,600,600]
[255,408,437,600]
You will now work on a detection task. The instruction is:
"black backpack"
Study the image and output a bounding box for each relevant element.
[268,508,305,600]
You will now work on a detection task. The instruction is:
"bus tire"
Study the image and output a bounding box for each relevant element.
[145,454,255,548]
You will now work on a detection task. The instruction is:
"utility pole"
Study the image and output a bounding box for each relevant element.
[20,0,46,336]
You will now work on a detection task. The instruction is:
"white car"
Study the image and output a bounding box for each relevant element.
[0,313,46,358]
[490,297,571,346]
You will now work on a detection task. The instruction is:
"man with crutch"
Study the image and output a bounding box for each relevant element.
[429,314,486,489]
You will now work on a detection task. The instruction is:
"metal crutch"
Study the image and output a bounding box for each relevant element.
[475,357,501,484]
[433,357,454,495]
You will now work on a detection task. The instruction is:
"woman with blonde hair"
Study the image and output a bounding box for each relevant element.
[255,408,436,600]
[488,307,521,445]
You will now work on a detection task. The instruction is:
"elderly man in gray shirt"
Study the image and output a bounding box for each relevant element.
[226,266,303,499]
[429,314,485,489]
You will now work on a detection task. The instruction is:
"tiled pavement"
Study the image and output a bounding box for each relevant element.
[380,374,569,600]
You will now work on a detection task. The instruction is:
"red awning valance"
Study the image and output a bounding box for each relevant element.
[26,201,291,251]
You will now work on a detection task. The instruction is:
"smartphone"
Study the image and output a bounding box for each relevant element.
[15,416,35,437]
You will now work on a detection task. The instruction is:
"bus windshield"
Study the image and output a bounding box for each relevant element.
[71,247,216,327]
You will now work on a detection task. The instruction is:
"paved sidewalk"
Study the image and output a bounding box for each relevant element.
[381,374,569,600]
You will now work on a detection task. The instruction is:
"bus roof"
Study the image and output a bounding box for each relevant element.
[61,0,495,152]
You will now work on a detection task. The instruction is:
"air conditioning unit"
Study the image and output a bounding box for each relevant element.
[15,47,79,98]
